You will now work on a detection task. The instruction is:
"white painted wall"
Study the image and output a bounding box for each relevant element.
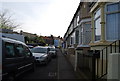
[107,53,120,81]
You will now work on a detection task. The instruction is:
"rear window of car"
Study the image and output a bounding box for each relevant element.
[50,48,55,51]
[32,47,47,53]
[5,42,15,58]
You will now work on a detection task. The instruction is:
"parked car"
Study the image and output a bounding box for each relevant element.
[48,46,57,58]
[2,37,35,81]
[31,46,51,65]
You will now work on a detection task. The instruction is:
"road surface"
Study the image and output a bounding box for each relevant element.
[17,49,77,81]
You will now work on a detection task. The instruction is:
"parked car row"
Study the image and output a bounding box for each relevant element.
[31,46,51,65]
[48,46,57,58]
[31,45,57,65]
[1,37,57,81]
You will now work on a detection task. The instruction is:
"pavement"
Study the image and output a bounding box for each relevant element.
[62,49,92,81]
[57,49,77,79]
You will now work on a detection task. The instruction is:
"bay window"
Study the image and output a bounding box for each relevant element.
[75,30,79,44]
[106,2,120,40]
[94,9,101,41]
[80,27,83,44]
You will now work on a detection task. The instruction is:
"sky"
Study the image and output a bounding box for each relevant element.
[0,0,80,37]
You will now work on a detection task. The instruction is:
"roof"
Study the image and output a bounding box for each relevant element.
[64,3,80,38]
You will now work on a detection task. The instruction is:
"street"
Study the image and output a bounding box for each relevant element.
[17,49,77,81]
[1,1,120,81]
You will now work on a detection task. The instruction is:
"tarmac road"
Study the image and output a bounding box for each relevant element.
[17,48,77,81]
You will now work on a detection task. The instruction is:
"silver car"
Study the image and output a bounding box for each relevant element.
[31,46,50,65]
[48,46,57,58]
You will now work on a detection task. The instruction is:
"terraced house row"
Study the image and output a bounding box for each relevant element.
[63,1,120,81]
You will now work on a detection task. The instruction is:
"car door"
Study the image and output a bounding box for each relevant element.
[14,44,26,76]
[23,45,35,71]
[2,42,24,77]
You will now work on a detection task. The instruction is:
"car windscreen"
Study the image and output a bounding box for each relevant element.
[50,48,55,51]
[32,47,47,53]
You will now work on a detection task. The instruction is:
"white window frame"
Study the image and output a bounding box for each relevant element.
[77,15,79,26]
[94,8,101,42]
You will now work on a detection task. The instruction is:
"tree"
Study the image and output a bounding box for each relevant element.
[0,9,20,30]
[39,36,45,44]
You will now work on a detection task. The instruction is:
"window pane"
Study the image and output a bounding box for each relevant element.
[75,30,79,44]
[79,27,82,44]
[94,8,101,41]
[80,27,83,44]
[95,17,101,41]
[77,16,79,25]
[50,48,55,51]
[32,48,47,53]
[70,37,73,45]
[106,13,119,40]
[94,9,101,19]
[83,24,91,44]
[107,3,119,12]
[95,18,101,35]
[5,43,15,58]
[16,44,24,57]
[24,46,31,57]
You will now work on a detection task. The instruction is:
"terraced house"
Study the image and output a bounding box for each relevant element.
[63,1,120,81]
[63,1,92,78]
[89,1,120,80]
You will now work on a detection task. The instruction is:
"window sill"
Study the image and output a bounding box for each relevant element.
[89,40,112,46]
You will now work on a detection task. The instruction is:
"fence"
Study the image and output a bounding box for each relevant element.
[77,40,120,81]
[96,40,120,80]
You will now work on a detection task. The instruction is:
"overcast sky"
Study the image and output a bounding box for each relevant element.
[0,0,80,37]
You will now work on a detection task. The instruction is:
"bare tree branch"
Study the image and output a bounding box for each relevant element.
[0,9,20,30]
